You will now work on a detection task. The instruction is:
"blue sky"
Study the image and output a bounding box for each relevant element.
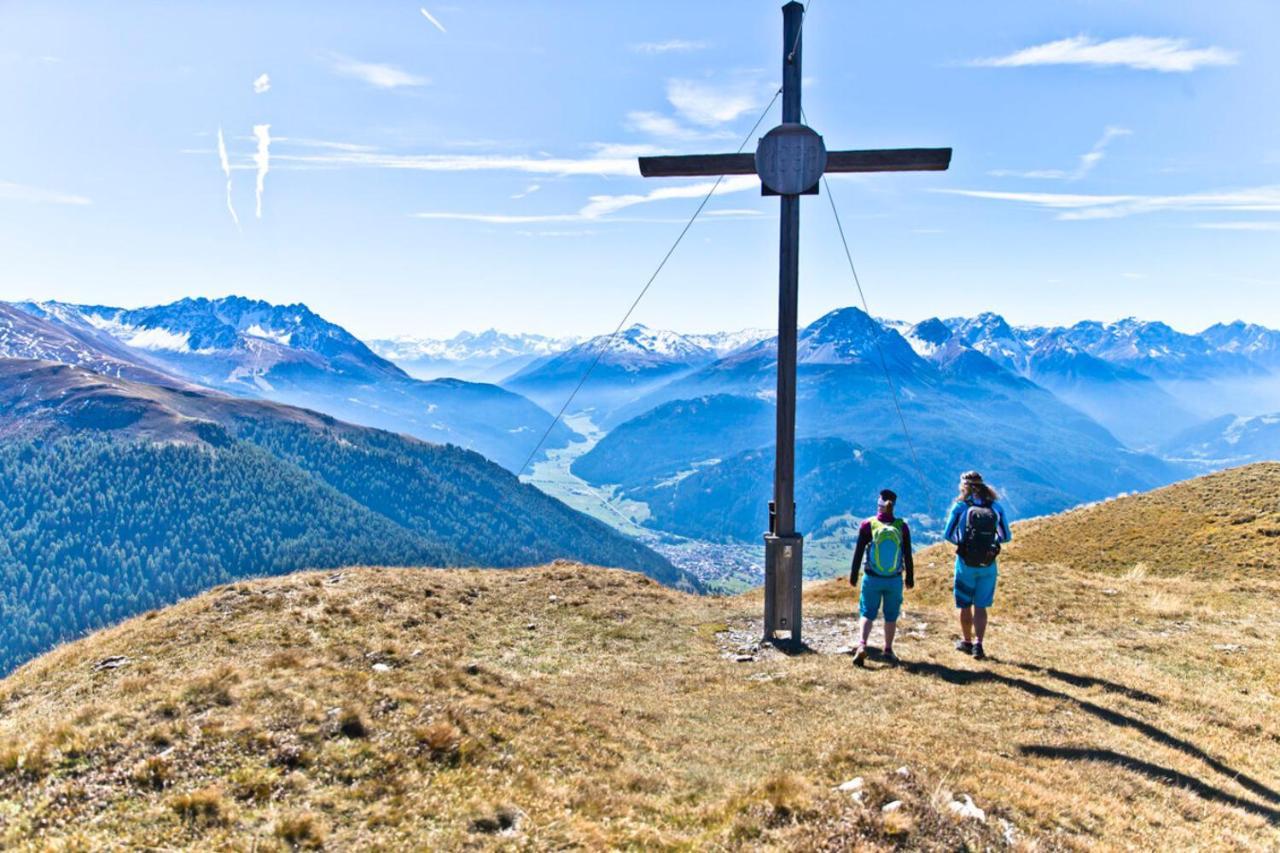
[2,1,1277,339]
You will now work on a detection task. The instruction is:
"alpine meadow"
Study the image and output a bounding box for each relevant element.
[1,1,1278,849]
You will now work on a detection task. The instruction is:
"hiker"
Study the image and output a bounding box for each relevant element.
[849,488,914,666]
[944,471,1012,660]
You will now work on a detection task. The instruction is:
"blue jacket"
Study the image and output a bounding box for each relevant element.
[944,498,1012,564]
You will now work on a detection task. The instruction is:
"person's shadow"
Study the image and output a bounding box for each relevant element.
[901,658,1280,823]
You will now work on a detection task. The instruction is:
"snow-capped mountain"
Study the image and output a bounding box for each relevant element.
[1199,321,1280,369]
[797,308,921,369]
[7,298,573,471]
[1164,412,1280,467]
[368,330,580,382]
[1,302,186,387]
[44,296,398,390]
[685,329,773,357]
[503,324,717,420]
[943,312,1033,373]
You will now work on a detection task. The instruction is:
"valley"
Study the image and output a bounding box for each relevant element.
[7,295,1278,596]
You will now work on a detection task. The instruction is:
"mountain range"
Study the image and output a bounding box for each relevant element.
[570,307,1187,541]
[6,292,1279,564]
[5,298,572,471]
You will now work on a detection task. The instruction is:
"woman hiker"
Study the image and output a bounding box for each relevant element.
[944,471,1012,660]
[849,488,914,666]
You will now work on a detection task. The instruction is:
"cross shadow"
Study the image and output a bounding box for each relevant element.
[1002,659,1161,704]
[901,660,1280,807]
[1019,745,1280,824]
[766,638,817,656]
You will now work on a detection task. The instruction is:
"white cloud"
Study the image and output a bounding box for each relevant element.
[420,7,447,34]
[511,183,540,199]
[938,185,1280,220]
[626,110,734,143]
[579,174,758,218]
[970,35,1238,73]
[631,39,708,54]
[332,56,429,88]
[216,127,240,228]
[271,149,641,177]
[667,77,767,126]
[990,126,1131,181]
[0,180,90,205]
[253,73,270,94]
[253,124,271,218]
[414,174,761,224]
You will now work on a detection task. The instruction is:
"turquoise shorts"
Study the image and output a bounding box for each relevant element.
[954,558,998,608]
[859,573,904,622]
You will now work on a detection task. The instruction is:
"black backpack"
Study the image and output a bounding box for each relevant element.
[958,501,1001,567]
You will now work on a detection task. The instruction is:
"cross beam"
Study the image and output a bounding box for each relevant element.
[636,1,950,645]
[638,148,951,179]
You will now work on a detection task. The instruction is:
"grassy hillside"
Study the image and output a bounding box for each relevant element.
[0,466,1277,848]
[0,359,691,674]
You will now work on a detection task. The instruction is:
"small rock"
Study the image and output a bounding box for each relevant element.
[948,794,986,821]
[895,765,911,778]
[852,790,865,804]
[371,663,392,673]
[91,656,131,672]
[733,654,754,663]
[525,623,537,630]
[1214,643,1244,653]
[881,800,903,814]
[548,595,559,602]
[835,776,864,793]
[999,817,1018,844]
[1102,589,1118,596]
[834,646,855,656]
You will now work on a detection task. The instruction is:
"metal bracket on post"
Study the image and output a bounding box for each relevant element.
[763,533,803,645]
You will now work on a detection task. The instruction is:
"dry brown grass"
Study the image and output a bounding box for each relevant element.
[0,465,1277,849]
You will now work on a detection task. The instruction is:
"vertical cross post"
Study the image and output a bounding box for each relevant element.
[762,0,806,646]
[635,1,950,650]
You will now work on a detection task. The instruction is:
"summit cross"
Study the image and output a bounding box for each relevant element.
[637,1,951,644]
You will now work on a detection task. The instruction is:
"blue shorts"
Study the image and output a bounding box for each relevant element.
[859,573,904,622]
[954,558,997,608]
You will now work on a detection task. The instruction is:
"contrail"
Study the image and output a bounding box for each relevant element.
[253,124,271,218]
[420,7,446,33]
[216,127,240,228]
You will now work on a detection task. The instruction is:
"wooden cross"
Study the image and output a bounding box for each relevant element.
[637,1,951,644]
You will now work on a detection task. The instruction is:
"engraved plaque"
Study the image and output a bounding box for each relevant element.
[755,123,827,195]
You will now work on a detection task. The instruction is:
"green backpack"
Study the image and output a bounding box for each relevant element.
[867,518,905,577]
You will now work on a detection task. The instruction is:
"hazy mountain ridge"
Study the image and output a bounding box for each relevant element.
[573,307,1186,543]
[6,299,573,471]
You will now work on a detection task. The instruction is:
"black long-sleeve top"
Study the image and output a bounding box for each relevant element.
[849,514,914,582]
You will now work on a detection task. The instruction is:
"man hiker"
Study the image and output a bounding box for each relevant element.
[944,471,1012,661]
[849,488,914,666]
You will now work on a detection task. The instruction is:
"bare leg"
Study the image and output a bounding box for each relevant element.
[883,621,897,653]
[959,606,974,643]
[974,607,988,644]
[859,616,873,648]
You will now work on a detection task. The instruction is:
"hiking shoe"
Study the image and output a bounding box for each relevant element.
[853,646,867,667]
[973,643,986,660]
[882,649,899,666]
[955,640,974,655]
